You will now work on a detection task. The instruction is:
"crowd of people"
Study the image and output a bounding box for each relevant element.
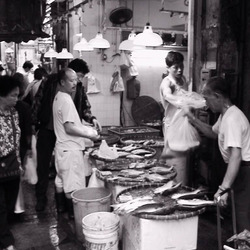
[0,59,101,250]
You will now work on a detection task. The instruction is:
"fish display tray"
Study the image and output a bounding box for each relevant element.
[108,126,160,137]
[120,135,164,148]
[89,145,156,163]
[96,160,177,187]
[116,184,206,220]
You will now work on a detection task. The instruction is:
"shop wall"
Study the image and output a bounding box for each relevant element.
[68,0,188,126]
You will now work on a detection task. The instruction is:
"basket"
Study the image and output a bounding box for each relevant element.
[108,126,160,137]
[89,145,157,163]
[116,184,206,220]
[95,161,177,187]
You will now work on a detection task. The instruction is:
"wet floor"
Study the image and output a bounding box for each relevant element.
[5,178,234,250]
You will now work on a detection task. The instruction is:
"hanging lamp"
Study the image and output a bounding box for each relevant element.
[133,23,163,47]
[56,48,73,59]
[119,31,145,51]
[89,32,110,49]
[44,47,58,58]
[73,38,94,51]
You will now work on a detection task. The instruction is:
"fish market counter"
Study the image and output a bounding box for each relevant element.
[114,184,209,250]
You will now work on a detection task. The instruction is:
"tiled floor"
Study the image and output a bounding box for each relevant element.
[6,179,234,250]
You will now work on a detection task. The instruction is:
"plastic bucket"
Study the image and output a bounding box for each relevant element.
[82,212,120,250]
[71,188,111,242]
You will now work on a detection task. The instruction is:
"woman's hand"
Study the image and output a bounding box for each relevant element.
[214,189,229,207]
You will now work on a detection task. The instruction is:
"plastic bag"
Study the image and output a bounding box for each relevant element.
[98,140,119,159]
[15,182,25,213]
[23,135,38,184]
[110,71,124,93]
[174,90,206,109]
[88,168,105,188]
[167,115,200,152]
[86,73,100,94]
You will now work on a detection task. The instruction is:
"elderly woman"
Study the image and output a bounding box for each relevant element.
[186,76,250,232]
[0,75,21,250]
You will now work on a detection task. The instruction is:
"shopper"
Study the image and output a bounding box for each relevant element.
[0,76,21,250]
[185,76,250,232]
[53,68,99,219]
[159,51,190,185]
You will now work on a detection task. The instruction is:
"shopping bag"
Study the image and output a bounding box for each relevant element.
[167,115,200,152]
[14,181,25,213]
[23,135,38,185]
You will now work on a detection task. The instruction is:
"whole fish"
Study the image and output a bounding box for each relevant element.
[132,203,176,216]
[154,181,181,194]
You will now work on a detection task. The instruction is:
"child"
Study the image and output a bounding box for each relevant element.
[159,51,190,185]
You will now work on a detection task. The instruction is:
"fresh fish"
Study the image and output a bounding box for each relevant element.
[177,199,215,207]
[154,181,181,194]
[117,151,131,157]
[131,149,151,155]
[99,171,113,176]
[126,154,144,159]
[118,169,144,178]
[149,165,174,174]
[132,203,176,216]
[171,189,203,199]
[145,173,169,182]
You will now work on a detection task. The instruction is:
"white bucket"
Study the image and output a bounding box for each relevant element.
[82,212,120,250]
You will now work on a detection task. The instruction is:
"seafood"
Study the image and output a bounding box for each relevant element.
[112,196,156,214]
[149,165,174,174]
[171,189,203,199]
[154,181,181,194]
[132,203,175,216]
[177,199,215,207]
[118,169,144,178]
[126,154,144,159]
[145,173,170,182]
[131,149,151,155]
[99,171,113,176]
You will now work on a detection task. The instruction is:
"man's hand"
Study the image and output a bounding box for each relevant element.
[92,119,102,132]
[214,189,229,207]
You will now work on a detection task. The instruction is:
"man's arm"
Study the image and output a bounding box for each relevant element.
[64,122,100,141]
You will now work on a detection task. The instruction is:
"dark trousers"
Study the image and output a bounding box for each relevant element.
[0,178,20,248]
[233,162,250,233]
[35,128,56,202]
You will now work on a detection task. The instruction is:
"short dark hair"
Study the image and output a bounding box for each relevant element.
[165,51,184,67]
[23,61,34,70]
[68,58,89,75]
[0,75,21,97]
[204,76,230,98]
[34,67,48,80]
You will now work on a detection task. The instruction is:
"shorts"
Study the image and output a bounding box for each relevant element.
[55,148,86,193]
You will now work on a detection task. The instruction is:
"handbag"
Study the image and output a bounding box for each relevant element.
[0,111,21,182]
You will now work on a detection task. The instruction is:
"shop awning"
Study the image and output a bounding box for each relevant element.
[0,0,50,43]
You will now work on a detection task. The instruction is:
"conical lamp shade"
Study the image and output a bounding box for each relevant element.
[73,38,94,51]
[119,31,145,51]
[56,48,73,59]
[44,48,58,58]
[134,23,163,47]
[89,32,110,49]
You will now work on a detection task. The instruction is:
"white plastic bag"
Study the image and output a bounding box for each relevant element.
[23,135,38,185]
[86,73,100,94]
[88,168,105,188]
[15,182,25,213]
[98,140,119,160]
[167,115,200,151]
